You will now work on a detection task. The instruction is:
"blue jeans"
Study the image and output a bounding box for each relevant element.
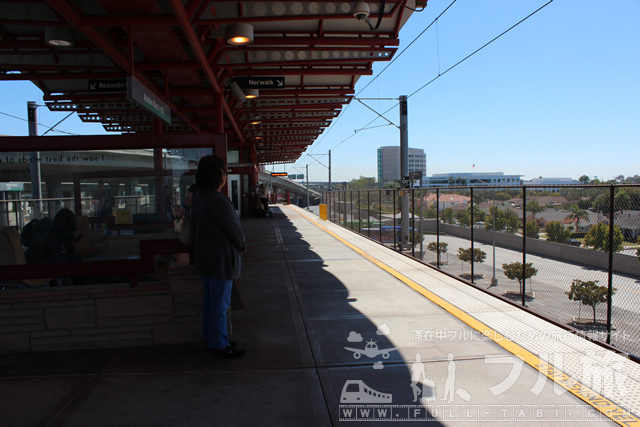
[202,277,232,349]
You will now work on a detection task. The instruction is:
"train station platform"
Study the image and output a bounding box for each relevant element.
[1,204,639,426]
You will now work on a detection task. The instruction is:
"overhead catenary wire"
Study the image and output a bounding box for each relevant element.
[298,0,459,166]
[408,0,554,100]
[356,0,458,97]
[315,0,555,160]
[0,110,79,136]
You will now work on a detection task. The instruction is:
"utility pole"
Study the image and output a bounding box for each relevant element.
[328,150,332,192]
[306,163,309,209]
[399,95,410,250]
[27,101,43,219]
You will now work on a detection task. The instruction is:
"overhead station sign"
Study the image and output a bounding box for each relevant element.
[233,76,285,89]
[88,79,127,93]
[0,182,24,192]
[127,76,171,124]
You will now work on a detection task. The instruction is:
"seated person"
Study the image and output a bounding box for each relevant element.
[22,208,81,264]
[45,208,81,263]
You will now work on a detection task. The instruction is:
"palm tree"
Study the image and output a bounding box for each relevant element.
[565,204,589,232]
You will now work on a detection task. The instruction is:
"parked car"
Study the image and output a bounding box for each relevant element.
[565,239,581,247]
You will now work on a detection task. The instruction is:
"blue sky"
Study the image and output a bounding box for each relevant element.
[1,0,638,183]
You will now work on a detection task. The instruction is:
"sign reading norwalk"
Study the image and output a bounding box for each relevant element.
[127,76,171,124]
[233,76,285,89]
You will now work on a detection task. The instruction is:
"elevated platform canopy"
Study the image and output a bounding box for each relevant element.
[0,0,421,164]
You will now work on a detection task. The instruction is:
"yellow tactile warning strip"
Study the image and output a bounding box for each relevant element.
[289,206,640,426]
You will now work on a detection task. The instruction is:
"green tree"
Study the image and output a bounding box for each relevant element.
[525,221,540,238]
[565,204,589,232]
[381,179,400,189]
[579,175,590,184]
[456,204,484,227]
[441,207,455,225]
[502,262,538,295]
[527,200,545,220]
[456,209,471,227]
[545,222,571,243]
[592,193,610,213]
[427,241,448,259]
[468,204,485,223]
[457,247,486,274]
[495,192,513,201]
[505,210,520,234]
[564,188,582,202]
[593,191,631,214]
[584,222,624,252]
[623,188,640,208]
[577,199,592,210]
[423,207,437,218]
[485,206,507,231]
[348,176,376,190]
[566,279,616,323]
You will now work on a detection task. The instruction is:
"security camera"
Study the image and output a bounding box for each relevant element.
[353,1,370,20]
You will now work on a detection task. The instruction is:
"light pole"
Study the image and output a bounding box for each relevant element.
[476,179,498,286]
[490,193,498,286]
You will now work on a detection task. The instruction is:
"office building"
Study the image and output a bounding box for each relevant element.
[377,146,426,182]
[524,177,579,192]
[422,172,522,187]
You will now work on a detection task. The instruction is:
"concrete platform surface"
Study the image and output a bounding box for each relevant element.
[1,204,638,426]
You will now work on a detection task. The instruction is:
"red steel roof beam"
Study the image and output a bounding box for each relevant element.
[43,0,203,134]
[231,68,372,76]
[167,0,243,142]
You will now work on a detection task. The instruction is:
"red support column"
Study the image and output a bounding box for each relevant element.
[153,117,164,217]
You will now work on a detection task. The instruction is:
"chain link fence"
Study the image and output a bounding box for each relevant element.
[324,185,640,358]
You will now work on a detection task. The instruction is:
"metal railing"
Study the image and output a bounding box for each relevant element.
[324,184,640,358]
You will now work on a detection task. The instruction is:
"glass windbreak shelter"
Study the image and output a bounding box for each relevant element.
[0,134,224,288]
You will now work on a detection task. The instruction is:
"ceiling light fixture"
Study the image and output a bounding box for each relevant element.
[45,26,74,47]
[229,81,246,102]
[226,23,254,45]
[244,89,259,99]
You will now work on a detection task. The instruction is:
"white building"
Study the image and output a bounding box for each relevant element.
[422,172,522,188]
[377,146,426,182]
[523,177,579,192]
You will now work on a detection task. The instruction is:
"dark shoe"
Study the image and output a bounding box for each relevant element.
[205,340,236,349]
[212,345,245,358]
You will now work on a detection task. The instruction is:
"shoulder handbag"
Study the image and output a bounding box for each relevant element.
[179,211,195,246]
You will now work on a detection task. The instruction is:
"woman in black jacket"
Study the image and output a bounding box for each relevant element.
[192,155,247,358]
